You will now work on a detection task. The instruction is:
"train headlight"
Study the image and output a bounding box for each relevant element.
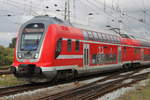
[34,53,39,59]
[17,53,22,59]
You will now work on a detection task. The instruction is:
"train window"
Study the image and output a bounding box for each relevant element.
[108,35,111,42]
[102,34,107,42]
[55,38,62,58]
[117,37,120,43]
[20,23,45,51]
[110,35,114,43]
[104,34,108,42]
[93,32,99,41]
[75,40,80,51]
[111,35,116,43]
[82,30,88,40]
[105,35,109,42]
[99,33,104,41]
[92,54,97,64]
[107,35,111,42]
[100,33,103,41]
[87,31,94,40]
[114,36,119,43]
[67,39,72,52]
[97,33,101,41]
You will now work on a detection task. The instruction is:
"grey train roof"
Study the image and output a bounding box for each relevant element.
[23,15,72,27]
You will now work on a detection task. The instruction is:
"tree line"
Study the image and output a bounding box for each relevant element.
[0,46,14,66]
[0,37,16,66]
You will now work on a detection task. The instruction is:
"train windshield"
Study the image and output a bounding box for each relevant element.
[20,23,45,51]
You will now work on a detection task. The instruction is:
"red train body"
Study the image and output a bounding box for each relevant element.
[10,16,150,82]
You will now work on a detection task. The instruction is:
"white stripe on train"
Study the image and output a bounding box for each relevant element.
[57,55,83,59]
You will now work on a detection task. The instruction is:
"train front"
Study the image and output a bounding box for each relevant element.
[10,17,57,83]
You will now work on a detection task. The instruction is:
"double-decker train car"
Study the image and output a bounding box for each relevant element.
[10,16,150,82]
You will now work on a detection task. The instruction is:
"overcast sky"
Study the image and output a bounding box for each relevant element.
[0,0,150,46]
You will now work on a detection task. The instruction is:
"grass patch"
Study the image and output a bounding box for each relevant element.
[117,74,150,100]
[0,75,27,87]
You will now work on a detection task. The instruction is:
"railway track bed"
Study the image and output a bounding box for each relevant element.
[1,67,150,100]
[38,67,150,100]
[0,69,11,75]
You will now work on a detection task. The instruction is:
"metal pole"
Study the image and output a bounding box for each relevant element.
[64,1,67,20]
[104,0,106,12]
[67,0,70,23]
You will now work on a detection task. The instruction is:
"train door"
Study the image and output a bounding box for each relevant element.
[118,46,122,63]
[83,44,90,68]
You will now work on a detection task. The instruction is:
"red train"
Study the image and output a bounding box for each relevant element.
[10,16,150,83]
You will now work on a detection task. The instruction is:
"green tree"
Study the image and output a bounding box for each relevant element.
[0,45,14,66]
[9,37,17,48]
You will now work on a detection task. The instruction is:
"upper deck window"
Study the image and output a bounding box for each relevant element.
[98,33,103,41]
[106,34,110,42]
[67,39,72,52]
[102,33,107,42]
[93,32,99,41]
[55,38,62,58]
[20,23,45,51]
[82,30,88,40]
[75,40,80,51]
[87,31,94,40]
[109,35,113,42]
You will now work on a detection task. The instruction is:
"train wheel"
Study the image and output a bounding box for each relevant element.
[65,69,78,81]
[73,70,78,81]
[51,71,59,84]
[123,64,131,69]
[132,63,141,68]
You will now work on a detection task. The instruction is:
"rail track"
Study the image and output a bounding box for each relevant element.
[0,83,52,97]
[0,69,11,75]
[0,73,115,97]
[1,66,150,99]
[37,67,150,100]
[0,66,10,70]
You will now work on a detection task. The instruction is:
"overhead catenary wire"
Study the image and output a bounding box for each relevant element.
[0,0,39,16]
[0,0,149,23]
[0,0,149,36]
[92,0,150,26]
[79,0,150,39]
[0,0,67,17]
